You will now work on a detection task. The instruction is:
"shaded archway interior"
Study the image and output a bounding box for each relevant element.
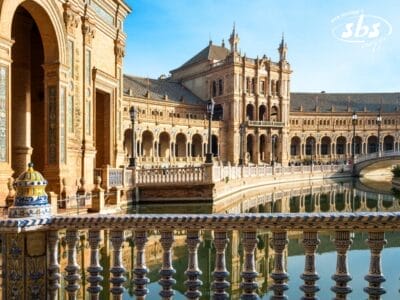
[11,6,45,176]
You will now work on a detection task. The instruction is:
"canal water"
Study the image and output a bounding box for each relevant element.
[57,176,400,299]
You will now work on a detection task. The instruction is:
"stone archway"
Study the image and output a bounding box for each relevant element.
[10,2,62,179]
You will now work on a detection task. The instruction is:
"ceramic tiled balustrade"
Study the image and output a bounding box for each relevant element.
[1,212,398,299]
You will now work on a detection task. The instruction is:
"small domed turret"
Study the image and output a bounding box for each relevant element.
[8,163,51,218]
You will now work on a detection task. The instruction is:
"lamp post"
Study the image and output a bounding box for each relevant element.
[376,113,382,156]
[351,111,358,175]
[129,106,137,167]
[239,123,245,165]
[205,98,215,164]
[271,135,276,166]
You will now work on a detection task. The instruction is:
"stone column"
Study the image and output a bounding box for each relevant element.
[133,230,149,299]
[240,231,259,299]
[87,229,103,299]
[110,230,126,299]
[364,232,386,299]
[65,229,81,300]
[185,230,203,299]
[212,231,230,299]
[300,231,320,300]
[159,230,176,299]
[270,231,289,299]
[48,230,61,300]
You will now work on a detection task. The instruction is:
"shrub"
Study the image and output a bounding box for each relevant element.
[391,165,400,177]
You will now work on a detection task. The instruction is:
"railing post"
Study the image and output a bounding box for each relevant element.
[270,231,289,299]
[133,230,149,299]
[110,230,126,299]
[48,230,61,300]
[87,229,103,299]
[212,230,230,300]
[185,230,203,299]
[240,230,259,300]
[65,229,81,300]
[159,230,176,299]
[300,231,320,300]
[364,232,386,299]
[331,231,353,299]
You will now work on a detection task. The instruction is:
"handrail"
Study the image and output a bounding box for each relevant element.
[3,211,400,231]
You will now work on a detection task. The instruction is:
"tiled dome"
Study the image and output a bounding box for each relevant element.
[8,163,51,218]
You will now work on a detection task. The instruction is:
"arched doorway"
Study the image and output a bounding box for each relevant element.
[192,134,202,157]
[175,133,187,157]
[305,137,316,161]
[11,4,60,176]
[354,136,362,155]
[259,105,267,121]
[336,136,346,155]
[367,136,378,153]
[383,135,394,151]
[142,131,154,157]
[158,132,170,158]
[321,136,331,156]
[246,104,254,121]
[259,134,267,162]
[211,135,218,157]
[290,136,301,157]
[246,134,255,163]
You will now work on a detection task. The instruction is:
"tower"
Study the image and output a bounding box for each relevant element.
[278,33,288,62]
[229,23,240,53]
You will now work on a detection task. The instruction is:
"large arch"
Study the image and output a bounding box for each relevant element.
[175,133,187,157]
[246,134,255,163]
[336,136,346,155]
[367,136,378,153]
[290,136,301,157]
[158,132,170,158]
[383,135,394,151]
[321,136,331,155]
[0,0,66,64]
[259,105,267,121]
[192,134,202,157]
[142,131,154,157]
[305,136,316,156]
[246,104,255,121]
[259,134,267,162]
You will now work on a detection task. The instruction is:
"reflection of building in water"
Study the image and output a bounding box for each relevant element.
[218,179,400,215]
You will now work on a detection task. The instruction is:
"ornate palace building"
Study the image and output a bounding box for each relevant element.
[122,27,400,169]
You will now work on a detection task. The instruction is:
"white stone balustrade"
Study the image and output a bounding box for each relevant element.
[1,212,400,298]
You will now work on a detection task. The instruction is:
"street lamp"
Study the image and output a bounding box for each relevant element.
[129,106,137,167]
[239,123,245,165]
[376,113,382,156]
[271,135,276,166]
[205,98,215,164]
[351,111,358,165]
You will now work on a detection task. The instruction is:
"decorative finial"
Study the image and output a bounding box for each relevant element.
[28,162,34,169]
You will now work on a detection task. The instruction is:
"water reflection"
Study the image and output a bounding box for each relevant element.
[57,178,400,299]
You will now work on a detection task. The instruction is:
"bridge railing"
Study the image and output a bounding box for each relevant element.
[1,212,398,299]
[354,150,400,164]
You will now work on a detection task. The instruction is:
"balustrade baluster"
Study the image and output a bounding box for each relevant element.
[134,230,149,299]
[240,230,259,299]
[331,231,353,299]
[48,230,61,300]
[159,230,176,299]
[65,229,81,300]
[300,231,320,300]
[87,229,103,299]
[212,230,230,300]
[110,230,126,299]
[185,229,203,299]
[364,232,386,299]
[270,231,289,300]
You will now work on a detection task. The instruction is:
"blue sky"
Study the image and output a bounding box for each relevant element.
[123,0,400,92]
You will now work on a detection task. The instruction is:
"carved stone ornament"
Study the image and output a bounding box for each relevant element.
[63,1,80,36]
[81,15,96,46]
[114,38,125,65]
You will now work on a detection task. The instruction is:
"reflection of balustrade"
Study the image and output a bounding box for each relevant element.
[1,212,395,299]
